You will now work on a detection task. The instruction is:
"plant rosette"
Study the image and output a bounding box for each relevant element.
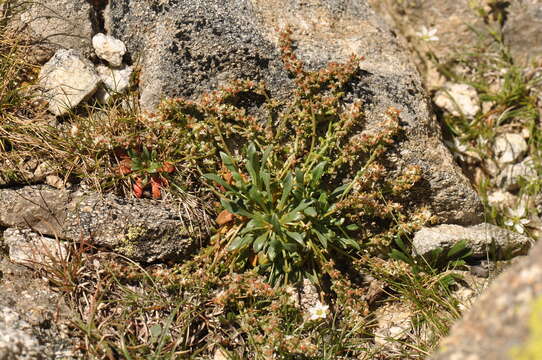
[115,147,175,199]
[205,143,360,286]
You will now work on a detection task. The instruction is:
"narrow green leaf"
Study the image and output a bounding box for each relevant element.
[220,199,253,218]
[228,235,253,250]
[279,173,294,209]
[246,143,260,188]
[203,173,233,191]
[269,213,282,233]
[296,169,304,185]
[346,223,359,231]
[253,232,269,252]
[340,237,360,250]
[389,249,412,265]
[312,228,328,249]
[331,183,348,197]
[219,151,235,169]
[248,186,267,209]
[238,219,266,235]
[310,161,327,186]
[260,146,273,173]
[282,242,298,252]
[304,207,317,217]
[318,192,328,208]
[447,239,471,259]
[267,238,281,260]
[261,171,272,202]
[281,200,312,223]
[286,231,305,245]
[394,235,408,253]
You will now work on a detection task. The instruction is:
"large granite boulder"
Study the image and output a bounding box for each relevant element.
[0,185,209,262]
[432,239,542,360]
[104,0,482,224]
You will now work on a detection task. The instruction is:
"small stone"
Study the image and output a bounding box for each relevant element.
[38,49,100,116]
[45,174,65,189]
[493,133,528,165]
[32,161,53,182]
[92,33,126,67]
[484,158,500,177]
[3,228,68,266]
[496,157,537,191]
[373,302,413,349]
[487,189,517,210]
[95,64,133,103]
[412,223,533,260]
[434,83,480,118]
[285,278,320,311]
[213,348,229,360]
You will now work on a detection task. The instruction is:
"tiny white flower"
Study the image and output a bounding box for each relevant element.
[308,302,329,321]
[417,26,439,42]
[70,124,80,137]
[446,137,469,161]
[505,203,530,234]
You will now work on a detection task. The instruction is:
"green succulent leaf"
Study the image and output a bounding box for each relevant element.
[229,235,253,250]
[286,231,305,246]
[253,232,269,252]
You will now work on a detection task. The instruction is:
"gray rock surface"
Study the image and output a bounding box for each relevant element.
[38,49,101,116]
[13,0,94,57]
[0,185,209,262]
[432,238,542,360]
[0,306,43,360]
[105,0,482,225]
[373,302,413,350]
[0,255,77,359]
[413,223,533,260]
[3,228,68,266]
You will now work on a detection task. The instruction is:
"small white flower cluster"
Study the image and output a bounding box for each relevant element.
[417,26,439,42]
[307,302,329,321]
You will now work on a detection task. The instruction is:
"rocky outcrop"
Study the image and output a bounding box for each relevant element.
[433,238,542,360]
[103,0,482,225]
[0,185,210,262]
[413,223,533,260]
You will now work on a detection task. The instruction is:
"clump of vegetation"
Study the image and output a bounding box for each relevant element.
[0,3,512,359]
[0,23,431,286]
[161,28,430,286]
